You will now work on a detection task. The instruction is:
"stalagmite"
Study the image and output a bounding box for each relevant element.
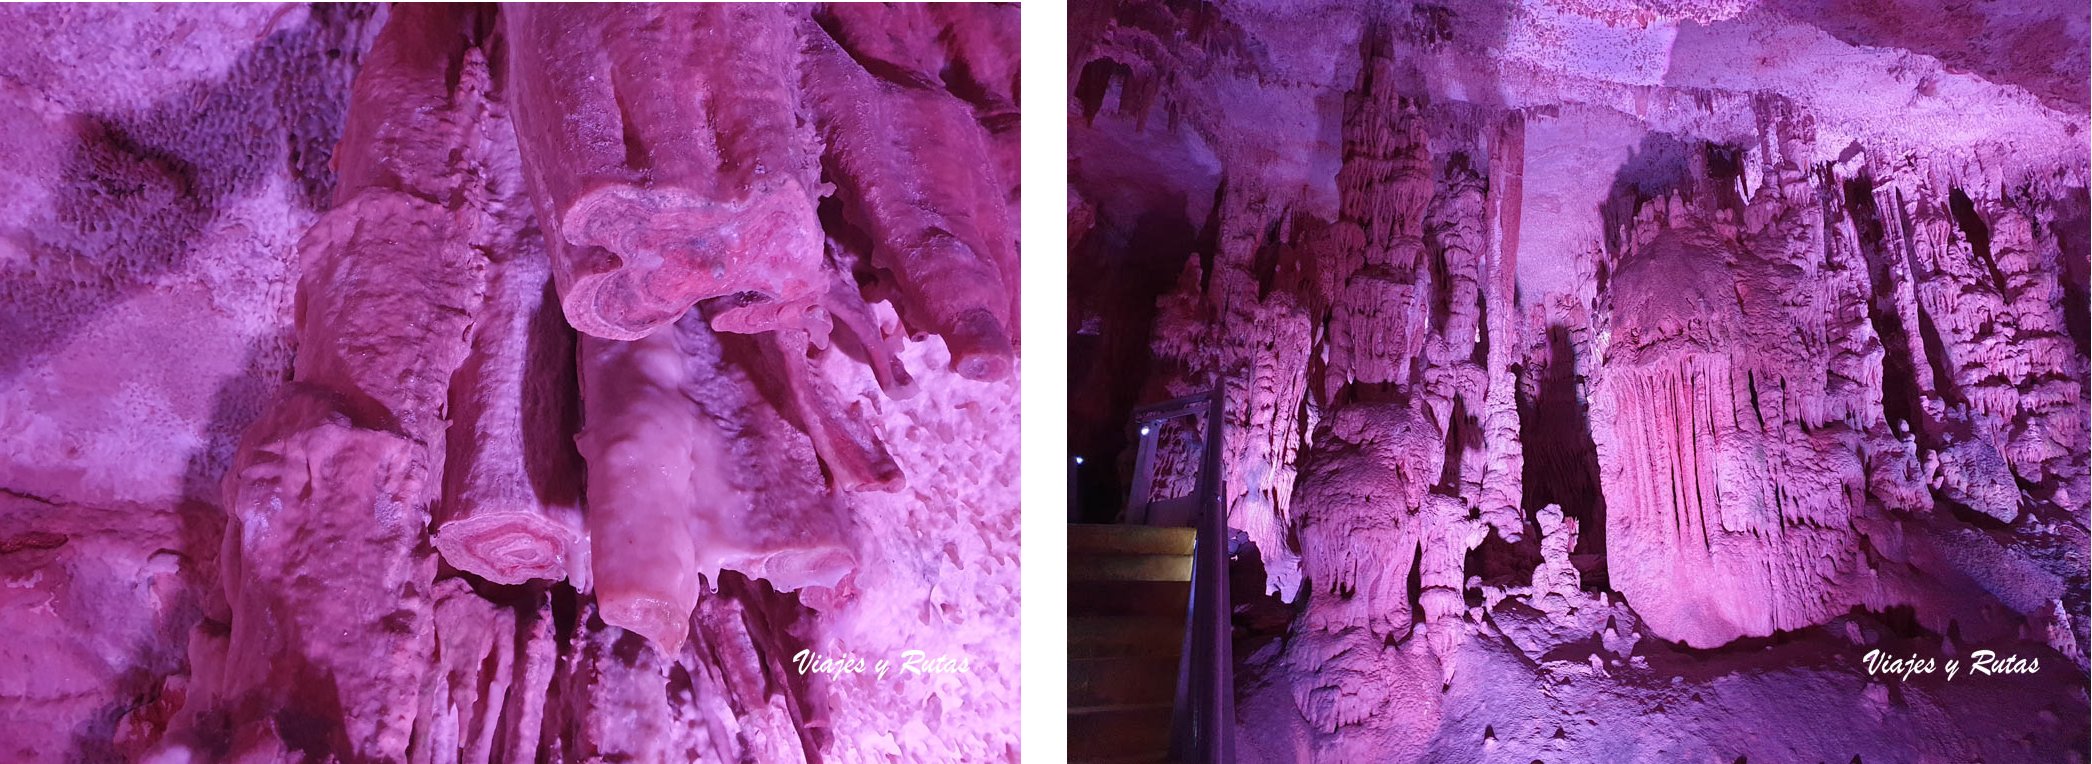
[1073,0,2086,760]
[1530,504,1581,615]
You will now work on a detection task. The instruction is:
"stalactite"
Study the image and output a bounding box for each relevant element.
[1320,47,1434,399]
[1473,117,1529,545]
[3,5,1020,761]
[1073,1,2089,760]
[434,212,587,587]
[802,14,1018,381]
[162,8,493,758]
[503,4,831,342]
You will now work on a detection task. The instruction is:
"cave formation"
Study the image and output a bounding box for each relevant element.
[0,5,1018,761]
[1068,0,2090,760]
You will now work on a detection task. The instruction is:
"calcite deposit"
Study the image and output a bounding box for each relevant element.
[1071,0,2089,760]
[0,4,1018,762]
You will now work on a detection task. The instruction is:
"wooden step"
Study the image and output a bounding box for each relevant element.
[1070,524,1196,556]
[1069,553,1192,582]
[1068,703,1173,762]
[1069,580,1190,618]
[1070,616,1186,659]
[1070,656,1181,708]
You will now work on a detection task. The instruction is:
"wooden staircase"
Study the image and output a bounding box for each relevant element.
[1068,523,1195,763]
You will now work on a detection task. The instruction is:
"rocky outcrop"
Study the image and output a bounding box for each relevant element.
[503,4,830,343]
[1073,0,2089,760]
[0,4,1018,761]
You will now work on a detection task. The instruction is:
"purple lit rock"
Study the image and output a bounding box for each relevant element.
[0,4,1018,761]
[1072,0,2089,760]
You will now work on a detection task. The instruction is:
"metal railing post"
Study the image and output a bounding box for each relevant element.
[1194,386,1233,763]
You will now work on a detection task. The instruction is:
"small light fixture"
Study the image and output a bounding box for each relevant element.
[1073,456,1085,465]
[1139,426,1151,436]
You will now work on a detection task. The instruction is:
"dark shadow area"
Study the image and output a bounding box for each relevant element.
[1405,543,1425,626]
[1517,324,1606,573]
[1464,524,1541,594]
[56,9,373,761]
[1840,171,1930,442]
[1228,539,1299,664]
[1068,205,1205,523]
[1947,186,2008,297]
[1598,132,1691,260]
[520,281,586,509]
[1,4,369,384]
[1072,57,1131,125]
[2050,185,2090,358]
[1434,397,1475,493]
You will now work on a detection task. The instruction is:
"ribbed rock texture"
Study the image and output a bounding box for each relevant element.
[0,4,1018,762]
[1070,0,2087,760]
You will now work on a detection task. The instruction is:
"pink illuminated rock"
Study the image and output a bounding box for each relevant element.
[503,4,830,342]
[3,5,1019,762]
[1319,69,1434,400]
[817,3,1023,282]
[672,322,863,593]
[575,311,862,652]
[726,327,907,494]
[1284,627,1443,752]
[573,328,718,652]
[413,578,517,763]
[433,128,587,589]
[1585,154,1910,648]
[428,242,585,581]
[803,18,1018,381]
[1292,402,1443,639]
[168,8,491,758]
[1074,0,2087,760]
[1529,504,1582,615]
[934,3,1023,223]
[549,601,678,761]
[822,268,920,400]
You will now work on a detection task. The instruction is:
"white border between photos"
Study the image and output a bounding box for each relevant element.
[1018,0,1070,760]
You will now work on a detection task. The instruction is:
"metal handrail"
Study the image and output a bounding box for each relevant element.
[1141,386,1232,764]
[1191,387,1233,764]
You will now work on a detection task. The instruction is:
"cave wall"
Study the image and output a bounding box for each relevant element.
[1070,0,2089,760]
[0,4,1019,762]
